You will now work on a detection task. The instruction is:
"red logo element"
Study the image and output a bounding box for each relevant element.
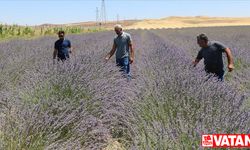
[202,134,213,147]
[202,134,250,148]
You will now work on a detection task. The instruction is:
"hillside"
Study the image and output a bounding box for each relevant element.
[53,16,250,29]
[125,16,250,29]
[35,16,250,30]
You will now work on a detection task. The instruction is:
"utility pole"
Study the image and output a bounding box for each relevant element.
[100,0,107,24]
[117,14,119,23]
[96,7,99,26]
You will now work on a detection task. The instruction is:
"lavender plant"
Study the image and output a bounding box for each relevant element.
[0,27,249,150]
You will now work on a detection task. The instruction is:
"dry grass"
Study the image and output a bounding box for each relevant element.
[125,16,250,29]
[41,16,250,30]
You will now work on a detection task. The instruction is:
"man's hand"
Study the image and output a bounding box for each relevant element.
[192,59,200,67]
[129,57,134,64]
[105,54,110,62]
[192,60,198,67]
[228,64,234,72]
[105,44,116,62]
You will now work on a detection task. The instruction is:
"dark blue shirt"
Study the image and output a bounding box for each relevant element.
[196,41,227,74]
[54,39,71,60]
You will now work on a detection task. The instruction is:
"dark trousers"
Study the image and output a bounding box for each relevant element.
[58,53,69,61]
[206,70,225,81]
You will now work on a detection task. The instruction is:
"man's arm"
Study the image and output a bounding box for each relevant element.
[53,48,58,59]
[127,34,134,64]
[105,43,116,61]
[225,48,234,72]
[129,43,134,64]
[68,40,73,54]
[69,46,74,55]
[69,47,73,54]
[192,59,201,67]
[193,50,203,67]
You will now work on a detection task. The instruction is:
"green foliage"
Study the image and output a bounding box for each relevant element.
[0,116,47,150]
[0,24,106,40]
[20,80,92,110]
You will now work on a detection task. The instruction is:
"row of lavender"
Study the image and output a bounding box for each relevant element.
[130,29,250,149]
[152,26,250,94]
[0,27,249,149]
[0,32,132,149]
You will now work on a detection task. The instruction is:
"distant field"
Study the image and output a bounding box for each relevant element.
[0,26,249,149]
[2,16,250,40]
[63,16,250,29]
[126,16,250,29]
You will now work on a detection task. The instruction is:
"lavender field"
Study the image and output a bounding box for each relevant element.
[0,26,249,150]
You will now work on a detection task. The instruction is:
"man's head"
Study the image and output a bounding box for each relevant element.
[197,33,208,48]
[114,24,123,35]
[58,30,65,40]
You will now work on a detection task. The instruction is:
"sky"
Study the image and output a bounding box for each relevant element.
[0,0,250,25]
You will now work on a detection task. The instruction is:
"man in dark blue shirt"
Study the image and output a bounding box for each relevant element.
[53,31,72,62]
[193,33,234,81]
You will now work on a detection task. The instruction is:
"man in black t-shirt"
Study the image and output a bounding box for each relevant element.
[193,34,234,81]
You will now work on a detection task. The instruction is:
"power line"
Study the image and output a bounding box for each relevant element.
[96,7,99,25]
[117,14,119,23]
[100,0,107,24]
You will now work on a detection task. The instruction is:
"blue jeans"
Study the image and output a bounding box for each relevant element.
[116,57,131,79]
[216,71,224,81]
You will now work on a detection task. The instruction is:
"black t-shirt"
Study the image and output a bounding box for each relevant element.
[196,41,227,73]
